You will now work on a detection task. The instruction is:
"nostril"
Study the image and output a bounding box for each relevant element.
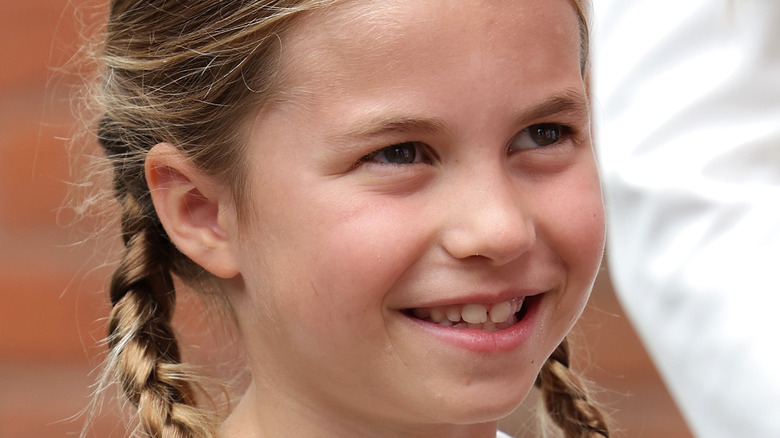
[439,207,536,266]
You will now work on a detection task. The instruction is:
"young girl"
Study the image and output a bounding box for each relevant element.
[88,0,609,437]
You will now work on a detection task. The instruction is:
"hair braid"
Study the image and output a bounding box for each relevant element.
[536,338,610,438]
[104,169,215,437]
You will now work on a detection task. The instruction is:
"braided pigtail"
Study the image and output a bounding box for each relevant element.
[100,123,216,437]
[535,338,610,438]
[91,3,337,435]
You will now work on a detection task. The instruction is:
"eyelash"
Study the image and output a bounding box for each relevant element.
[360,141,432,166]
[508,123,574,153]
[359,123,574,166]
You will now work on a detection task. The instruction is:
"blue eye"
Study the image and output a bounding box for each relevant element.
[364,142,428,165]
[509,123,569,152]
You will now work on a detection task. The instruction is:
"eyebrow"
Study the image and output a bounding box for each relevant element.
[328,115,451,145]
[515,89,589,124]
[328,89,588,144]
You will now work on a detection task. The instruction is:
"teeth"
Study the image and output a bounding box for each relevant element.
[489,301,511,323]
[410,297,525,331]
[511,297,524,314]
[461,304,487,324]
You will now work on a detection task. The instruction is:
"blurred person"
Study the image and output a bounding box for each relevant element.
[592,0,780,437]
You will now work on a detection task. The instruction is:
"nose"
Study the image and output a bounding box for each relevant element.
[439,170,535,266]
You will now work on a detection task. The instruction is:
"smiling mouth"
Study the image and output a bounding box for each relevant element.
[403,297,528,332]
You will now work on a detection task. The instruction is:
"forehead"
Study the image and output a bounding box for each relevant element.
[275,0,583,96]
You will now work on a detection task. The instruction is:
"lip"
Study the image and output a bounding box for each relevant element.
[402,294,543,353]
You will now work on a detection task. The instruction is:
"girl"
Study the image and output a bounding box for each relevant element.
[88,0,609,437]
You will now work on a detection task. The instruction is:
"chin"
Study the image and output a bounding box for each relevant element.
[421,379,536,426]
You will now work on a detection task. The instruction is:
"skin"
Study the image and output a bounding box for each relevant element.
[148,0,604,437]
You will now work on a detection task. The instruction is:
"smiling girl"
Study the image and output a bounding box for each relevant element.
[86,0,609,437]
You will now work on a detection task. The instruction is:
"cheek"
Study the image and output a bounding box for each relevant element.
[532,167,605,346]
[308,199,426,303]
[535,165,605,293]
[249,192,425,325]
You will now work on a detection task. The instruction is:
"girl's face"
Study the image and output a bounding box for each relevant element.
[226,0,603,434]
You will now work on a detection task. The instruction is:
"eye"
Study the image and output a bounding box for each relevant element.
[509,123,570,152]
[362,142,429,165]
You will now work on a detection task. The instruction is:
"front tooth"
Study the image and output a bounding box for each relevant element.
[489,301,512,323]
[446,307,461,322]
[461,304,487,324]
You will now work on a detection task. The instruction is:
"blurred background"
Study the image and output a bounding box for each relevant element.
[0,1,693,436]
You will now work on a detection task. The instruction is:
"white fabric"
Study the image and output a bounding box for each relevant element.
[592,0,780,437]
[496,431,513,438]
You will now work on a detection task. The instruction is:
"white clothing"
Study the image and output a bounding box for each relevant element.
[592,0,780,437]
[497,431,513,438]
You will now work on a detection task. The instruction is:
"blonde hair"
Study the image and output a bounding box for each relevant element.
[88,1,607,437]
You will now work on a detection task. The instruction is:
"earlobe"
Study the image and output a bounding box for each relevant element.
[145,143,240,279]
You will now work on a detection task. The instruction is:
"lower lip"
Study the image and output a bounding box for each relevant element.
[403,295,542,353]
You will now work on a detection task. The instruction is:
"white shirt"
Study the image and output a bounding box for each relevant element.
[592,0,780,437]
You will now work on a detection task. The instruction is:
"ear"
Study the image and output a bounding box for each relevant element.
[145,143,240,279]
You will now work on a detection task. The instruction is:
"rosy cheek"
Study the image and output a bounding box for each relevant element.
[539,170,605,269]
[575,191,606,250]
[308,203,419,301]
[572,207,605,271]
[582,175,607,257]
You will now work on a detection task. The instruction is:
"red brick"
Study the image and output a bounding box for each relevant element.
[0,256,110,363]
[0,115,72,230]
[0,364,123,438]
[0,0,93,92]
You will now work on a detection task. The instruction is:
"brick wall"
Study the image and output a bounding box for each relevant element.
[0,1,691,437]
